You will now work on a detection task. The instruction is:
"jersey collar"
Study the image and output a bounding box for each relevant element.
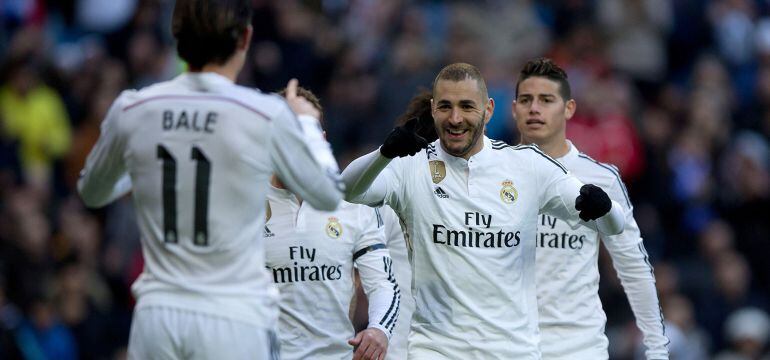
[556,140,580,162]
[267,184,300,204]
[177,72,235,87]
[435,136,494,165]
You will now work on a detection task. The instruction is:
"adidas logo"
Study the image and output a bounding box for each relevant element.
[434,187,449,199]
[264,226,274,237]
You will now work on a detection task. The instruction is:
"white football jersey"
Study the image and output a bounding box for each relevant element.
[264,187,399,360]
[344,137,616,359]
[536,142,668,359]
[78,72,343,327]
[378,206,414,360]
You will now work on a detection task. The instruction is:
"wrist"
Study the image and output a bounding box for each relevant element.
[366,324,391,341]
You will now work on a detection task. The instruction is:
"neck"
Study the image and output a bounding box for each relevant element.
[191,54,242,82]
[525,137,570,159]
[270,175,302,203]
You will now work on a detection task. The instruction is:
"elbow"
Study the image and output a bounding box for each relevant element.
[78,191,107,209]
[77,181,107,209]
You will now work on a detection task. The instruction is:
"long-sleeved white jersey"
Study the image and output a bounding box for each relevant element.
[342,137,625,359]
[377,205,414,360]
[264,186,399,359]
[77,72,343,327]
[536,142,669,359]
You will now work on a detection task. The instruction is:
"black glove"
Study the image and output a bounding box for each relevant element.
[380,118,429,158]
[575,184,612,221]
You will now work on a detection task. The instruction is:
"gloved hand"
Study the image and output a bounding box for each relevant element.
[575,184,612,221]
[380,118,429,158]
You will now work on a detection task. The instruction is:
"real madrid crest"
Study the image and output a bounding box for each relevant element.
[429,160,446,184]
[500,180,518,204]
[325,217,343,239]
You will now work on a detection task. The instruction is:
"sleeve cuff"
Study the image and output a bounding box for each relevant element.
[366,324,392,341]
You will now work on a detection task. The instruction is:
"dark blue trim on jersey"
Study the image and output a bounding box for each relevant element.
[379,257,400,333]
[353,243,387,261]
[123,94,271,120]
[577,153,631,208]
[637,242,670,347]
[492,142,569,174]
[374,208,384,228]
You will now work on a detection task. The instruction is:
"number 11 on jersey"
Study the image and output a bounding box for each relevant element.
[157,144,211,246]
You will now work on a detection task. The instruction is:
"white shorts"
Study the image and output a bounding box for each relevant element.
[128,306,279,360]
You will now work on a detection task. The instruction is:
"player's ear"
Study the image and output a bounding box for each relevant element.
[238,25,253,51]
[565,98,576,120]
[484,97,495,124]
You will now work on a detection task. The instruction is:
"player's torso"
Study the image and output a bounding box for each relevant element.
[123,74,282,324]
[535,148,616,358]
[395,139,543,357]
[264,190,360,359]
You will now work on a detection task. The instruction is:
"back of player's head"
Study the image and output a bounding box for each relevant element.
[432,63,488,102]
[516,58,571,100]
[172,0,252,69]
[277,86,324,124]
[397,89,437,142]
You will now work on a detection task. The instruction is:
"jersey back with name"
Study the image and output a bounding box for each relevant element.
[119,73,288,324]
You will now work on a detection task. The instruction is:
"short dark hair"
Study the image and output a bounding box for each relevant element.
[277,86,324,123]
[516,58,571,100]
[432,63,488,102]
[172,0,252,69]
[396,89,436,142]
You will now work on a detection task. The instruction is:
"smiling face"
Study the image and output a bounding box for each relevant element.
[513,76,575,149]
[431,78,494,159]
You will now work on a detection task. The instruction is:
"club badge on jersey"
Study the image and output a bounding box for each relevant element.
[325,217,343,239]
[429,160,446,184]
[500,180,518,204]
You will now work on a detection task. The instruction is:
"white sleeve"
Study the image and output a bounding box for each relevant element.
[353,207,400,339]
[537,153,624,235]
[77,92,133,208]
[603,181,669,359]
[270,106,343,211]
[341,149,400,207]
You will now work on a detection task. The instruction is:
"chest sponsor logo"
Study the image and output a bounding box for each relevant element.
[500,180,518,204]
[431,211,521,249]
[537,215,585,250]
[434,186,449,199]
[429,160,446,184]
[270,246,344,283]
[326,217,342,239]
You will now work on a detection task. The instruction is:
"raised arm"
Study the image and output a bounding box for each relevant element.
[270,82,343,211]
[342,118,428,206]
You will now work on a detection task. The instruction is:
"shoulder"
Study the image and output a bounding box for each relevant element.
[121,80,288,121]
[574,152,631,206]
[574,152,623,183]
[490,140,568,174]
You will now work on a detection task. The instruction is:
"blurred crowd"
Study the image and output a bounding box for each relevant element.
[0,0,769,359]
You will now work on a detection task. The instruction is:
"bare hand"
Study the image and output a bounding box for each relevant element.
[348,328,388,360]
[284,78,320,119]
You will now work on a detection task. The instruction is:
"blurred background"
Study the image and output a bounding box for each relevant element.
[0,0,769,359]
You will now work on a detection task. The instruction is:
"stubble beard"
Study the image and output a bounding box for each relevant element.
[442,112,486,158]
